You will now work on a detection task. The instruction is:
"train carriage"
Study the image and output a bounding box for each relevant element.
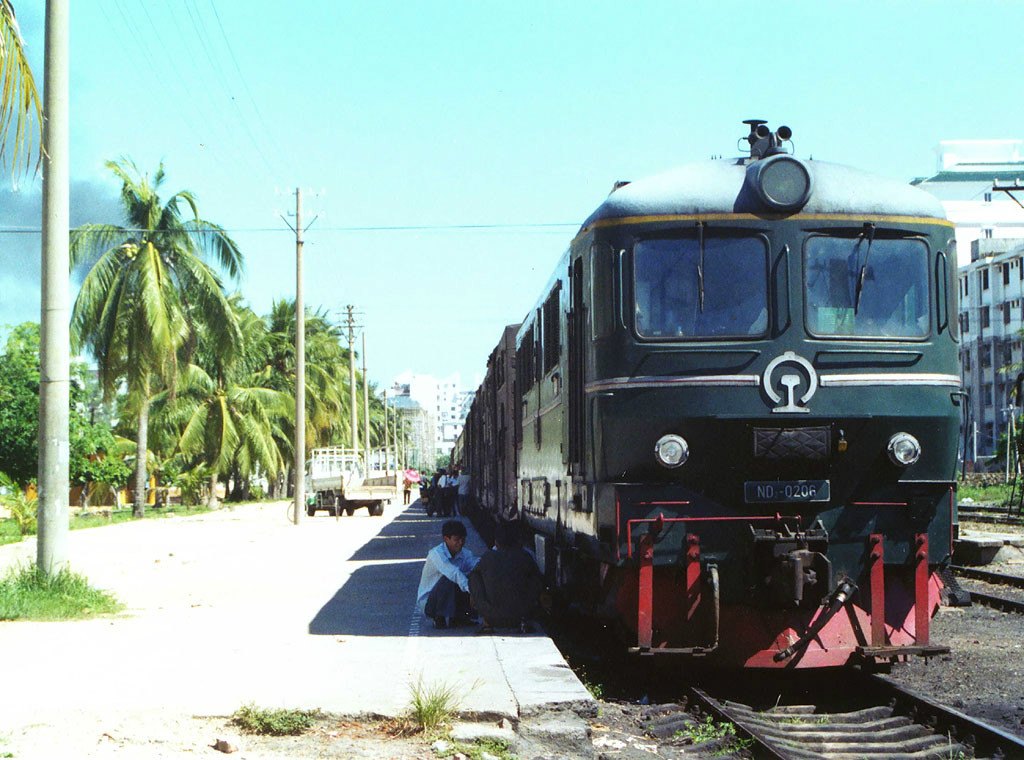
[458,121,962,669]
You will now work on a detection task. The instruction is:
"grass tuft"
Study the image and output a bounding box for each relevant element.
[0,563,121,621]
[231,704,321,735]
[407,677,460,733]
[436,737,515,760]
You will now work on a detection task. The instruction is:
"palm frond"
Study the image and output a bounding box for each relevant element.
[0,2,42,174]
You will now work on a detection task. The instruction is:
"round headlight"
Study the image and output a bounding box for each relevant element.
[654,434,689,468]
[887,432,922,466]
[750,155,813,211]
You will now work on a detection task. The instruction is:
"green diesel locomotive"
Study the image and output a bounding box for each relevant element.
[458,120,961,668]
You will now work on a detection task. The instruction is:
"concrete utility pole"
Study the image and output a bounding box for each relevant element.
[280,188,309,524]
[1007,409,1016,479]
[361,332,370,464]
[38,0,70,574]
[344,305,359,465]
[383,390,390,473]
[293,188,305,524]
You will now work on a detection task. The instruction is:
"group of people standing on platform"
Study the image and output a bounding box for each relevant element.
[422,467,470,517]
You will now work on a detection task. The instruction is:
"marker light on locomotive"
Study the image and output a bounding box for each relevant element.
[887,432,923,466]
[654,434,689,468]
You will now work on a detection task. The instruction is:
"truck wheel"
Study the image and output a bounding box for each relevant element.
[345,506,355,517]
[369,503,384,517]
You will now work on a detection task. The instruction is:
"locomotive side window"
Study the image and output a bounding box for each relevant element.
[590,243,615,339]
[516,325,536,392]
[542,284,561,374]
[632,235,768,338]
[804,236,929,339]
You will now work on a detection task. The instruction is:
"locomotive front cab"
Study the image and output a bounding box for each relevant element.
[579,124,961,667]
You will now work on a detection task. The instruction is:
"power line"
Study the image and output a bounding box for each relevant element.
[206,0,289,173]
[181,0,279,178]
[0,222,579,234]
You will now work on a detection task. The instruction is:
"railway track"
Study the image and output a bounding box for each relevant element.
[959,511,1024,528]
[953,565,1024,614]
[683,671,1024,759]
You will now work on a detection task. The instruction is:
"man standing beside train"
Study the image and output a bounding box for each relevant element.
[416,520,478,629]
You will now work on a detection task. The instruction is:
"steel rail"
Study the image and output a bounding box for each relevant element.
[952,564,1024,590]
[869,673,1024,759]
[687,687,790,760]
[687,672,1024,759]
[958,512,1024,527]
[969,590,1024,614]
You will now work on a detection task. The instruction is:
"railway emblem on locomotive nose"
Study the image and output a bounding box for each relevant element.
[762,351,818,414]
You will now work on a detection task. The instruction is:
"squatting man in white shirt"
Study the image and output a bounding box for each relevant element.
[416,520,478,629]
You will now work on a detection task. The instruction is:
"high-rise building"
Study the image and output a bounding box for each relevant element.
[915,141,1024,464]
[912,140,1024,265]
[391,371,475,458]
[956,238,1024,459]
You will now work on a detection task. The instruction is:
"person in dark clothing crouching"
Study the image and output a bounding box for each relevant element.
[416,520,478,629]
[469,521,543,634]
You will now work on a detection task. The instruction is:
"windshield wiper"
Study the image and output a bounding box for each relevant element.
[853,222,876,314]
[697,222,706,313]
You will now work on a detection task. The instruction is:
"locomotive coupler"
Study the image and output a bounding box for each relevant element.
[751,521,831,608]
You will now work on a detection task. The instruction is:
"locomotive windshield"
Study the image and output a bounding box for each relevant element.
[633,235,769,338]
[804,235,929,339]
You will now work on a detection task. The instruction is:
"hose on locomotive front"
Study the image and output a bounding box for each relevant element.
[707,563,720,653]
[773,578,858,663]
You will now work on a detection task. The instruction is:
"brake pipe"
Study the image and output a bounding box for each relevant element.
[773,578,858,662]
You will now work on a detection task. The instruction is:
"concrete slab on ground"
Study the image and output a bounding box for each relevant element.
[955,528,1024,565]
[0,500,592,756]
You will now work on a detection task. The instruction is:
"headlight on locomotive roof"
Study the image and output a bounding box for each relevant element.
[749,154,813,212]
[887,432,922,467]
[654,434,689,468]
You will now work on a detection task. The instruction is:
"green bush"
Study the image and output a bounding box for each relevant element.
[0,519,22,546]
[0,563,121,620]
[231,704,320,736]
[0,472,37,536]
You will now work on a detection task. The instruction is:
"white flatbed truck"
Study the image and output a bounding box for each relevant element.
[306,447,400,517]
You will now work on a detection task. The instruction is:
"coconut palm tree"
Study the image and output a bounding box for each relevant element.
[0,1,42,172]
[154,297,290,509]
[261,299,348,445]
[70,158,242,517]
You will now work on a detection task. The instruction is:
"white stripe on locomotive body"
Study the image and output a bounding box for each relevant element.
[817,373,961,388]
[584,375,762,393]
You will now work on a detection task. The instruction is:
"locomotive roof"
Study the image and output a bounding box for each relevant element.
[580,157,948,232]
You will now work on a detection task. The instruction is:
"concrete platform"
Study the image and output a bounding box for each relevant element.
[0,500,593,737]
[953,528,1024,566]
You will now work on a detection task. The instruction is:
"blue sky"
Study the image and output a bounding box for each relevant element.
[2,0,1023,388]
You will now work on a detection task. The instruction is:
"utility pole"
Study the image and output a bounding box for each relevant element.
[383,390,390,472]
[293,188,305,524]
[361,331,371,465]
[973,421,979,470]
[1007,408,1016,480]
[344,305,360,466]
[394,408,401,470]
[280,189,317,524]
[38,0,70,574]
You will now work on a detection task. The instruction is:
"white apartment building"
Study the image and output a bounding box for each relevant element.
[913,141,1024,462]
[391,371,473,457]
[912,140,1024,266]
[957,239,1024,457]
